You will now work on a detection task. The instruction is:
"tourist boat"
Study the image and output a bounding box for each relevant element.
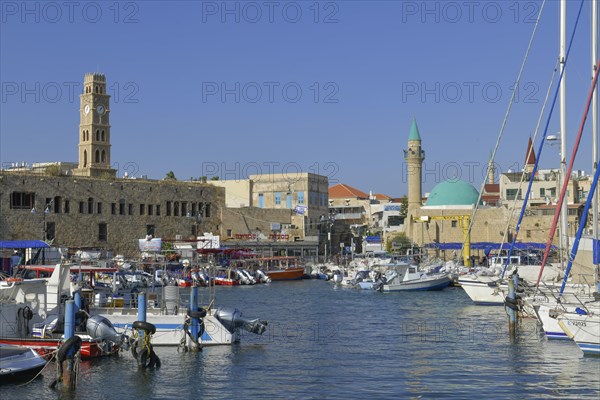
[0,344,47,384]
[382,263,451,292]
[240,256,305,281]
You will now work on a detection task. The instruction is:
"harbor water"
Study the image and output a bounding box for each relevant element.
[3,281,600,399]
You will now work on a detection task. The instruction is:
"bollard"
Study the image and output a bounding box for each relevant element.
[63,300,76,389]
[507,279,517,339]
[138,292,147,322]
[74,291,82,312]
[190,286,200,351]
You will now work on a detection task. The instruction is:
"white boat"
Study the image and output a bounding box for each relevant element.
[557,303,600,356]
[0,344,47,384]
[93,285,267,347]
[382,263,451,292]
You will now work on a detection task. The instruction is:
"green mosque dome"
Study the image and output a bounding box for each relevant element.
[425,180,480,207]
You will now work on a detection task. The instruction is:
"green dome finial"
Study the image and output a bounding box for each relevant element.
[409,117,421,141]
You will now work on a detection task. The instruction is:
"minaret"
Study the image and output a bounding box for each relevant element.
[73,73,116,178]
[404,118,424,215]
[488,150,495,184]
[524,137,536,174]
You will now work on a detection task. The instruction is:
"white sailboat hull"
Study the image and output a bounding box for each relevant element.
[558,309,600,356]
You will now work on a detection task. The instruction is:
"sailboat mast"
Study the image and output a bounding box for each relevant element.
[592,0,599,282]
[559,0,569,269]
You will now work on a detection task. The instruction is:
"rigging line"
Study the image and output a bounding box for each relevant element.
[539,59,600,287]
[502,0,586,279]
[461,0,547,260]
[497,61,559,266]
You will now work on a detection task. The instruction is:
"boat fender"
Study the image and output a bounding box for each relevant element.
[504,296,520,311]
[187,308,207,319]
[6,277,23,282]
[57,335,83,362]
[139,347,161,369]
[132,320,156,335]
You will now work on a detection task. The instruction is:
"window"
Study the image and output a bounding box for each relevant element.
[53,197,61,214]
[191,203,197,216]
[156,204,161,216]
[97,202,102,214]
[275,192,282,205]
[286,193,292,208]
[181,202,188,217]
[198,203,204,217]
[64,200,70,214]
[10,192,35,209]
[119,201,125,215]
[227,229,232,237]
[146,225,155,236]
[79,201,85,214]
[140,204,145,215]
[45,222,55,241]
[148,205,153,216]
[297,191,305,205]
[111,203,116,215]
[128,204,133,215]
[205,203,211,218]
[166,201,172,216]
[540,188,545,197]
[506,189,522,200]
[258,194,264,208]
[174,202,179,216]
[95,149,100,163]
[88,197,94,214]
[98,223,107,241]
[526,230,531,238]
[451,221,458,228]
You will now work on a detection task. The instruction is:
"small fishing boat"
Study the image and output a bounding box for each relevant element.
[382,263,451,292]
[0,344,47,384]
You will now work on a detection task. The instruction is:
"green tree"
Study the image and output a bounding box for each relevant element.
[210,176,220,181]
[165,171,177,181]
[386,232,412,253]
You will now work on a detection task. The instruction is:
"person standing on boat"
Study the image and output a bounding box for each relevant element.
[10,250,21,276]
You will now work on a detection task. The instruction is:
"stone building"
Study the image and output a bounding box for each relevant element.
[0,73,224,257]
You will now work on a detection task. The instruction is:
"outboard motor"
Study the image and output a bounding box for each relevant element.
[214,307,268,335]
[86,314,128,350]
[255,270,271,283]
[240,270,256,285]
[233,269,250,285]
[372,275,387,292]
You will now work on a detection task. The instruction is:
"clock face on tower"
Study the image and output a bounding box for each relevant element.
[96,104,106,115]
[84,105,90,114]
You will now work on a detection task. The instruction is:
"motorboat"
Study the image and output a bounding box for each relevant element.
[382,262,451,292]
[0,344,47,384]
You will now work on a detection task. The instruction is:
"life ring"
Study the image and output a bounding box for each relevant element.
[132,320,156,335]
[187,308,207,319]
[57,335,83,362]
[139,347,161,369]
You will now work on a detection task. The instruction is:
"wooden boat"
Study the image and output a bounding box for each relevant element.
[239,256,305,281]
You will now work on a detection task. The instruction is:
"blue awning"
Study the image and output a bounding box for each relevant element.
[0,240,50,249]
[424,242,556,251]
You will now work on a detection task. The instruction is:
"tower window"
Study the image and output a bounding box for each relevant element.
[101,130,105,141]
[96,130,100,141]
[101,150,106,163]
[95,86,99,93]
[95,150,100,163]
[82,131,85,141]
[83,150,87,167]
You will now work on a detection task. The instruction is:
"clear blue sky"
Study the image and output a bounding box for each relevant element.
[1,0,598,196]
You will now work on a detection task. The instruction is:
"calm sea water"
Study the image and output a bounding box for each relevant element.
[3,281,600,399]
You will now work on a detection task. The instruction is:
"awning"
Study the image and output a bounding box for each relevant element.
[424,242,556,251]
[0,240,50,249]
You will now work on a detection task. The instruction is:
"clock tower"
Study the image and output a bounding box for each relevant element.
[73,73,116,178]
